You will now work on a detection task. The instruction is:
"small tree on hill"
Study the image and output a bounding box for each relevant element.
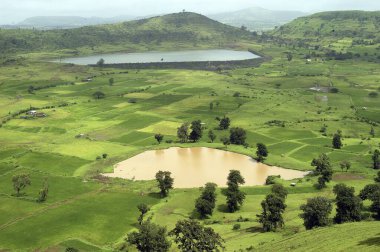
[137,203,150,225]
[12,174,31,196]
[332,130,343,149]
[208,130,216,143]
[37,179,49,203]
[224,170,246,212]
[333,183,362,224]
[195,183,217,219]
[189,120,203,142]
[155,171,174,197]
[169,219,224,252]
[340,161,351,172]
[154,134,164,144]
[300,197,332,230]
[256,143,269,162]
[177,123,189,143]
[286,52,293,62]
[127,220,171,252]
[93,91,105,99]
[311,153,333,189]
[370,126,375,137]
[373,149,380,170]
[229,127,247,145]
[219,116,230,130]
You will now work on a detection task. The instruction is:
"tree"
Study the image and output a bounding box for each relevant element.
[256,143,269,162]
[92,91,105,99]
[370,126,375,137]
[97,58,105,67]
[311,153,333,189]
[286,52,293,61]
[340,161,351,172]
[220,136,230,149]
[208,130,216,143]
[37,179,49,203]
[219,116,230,130]
[12,174,31,196]
[359,183,380,219]
[333,184,362,224]
[375,171,380,183]
[169,219,224,252]
[224,170,246,212]
[195,183,217,218]
[369,190,380,219]
[177,123,189,143]
[154,134,164,144]
[155,171,174,197]
[271,184,288,200]
[209,102,214,110]
[373,149,380,169]
[257,193,287,232]
[332,130,343,149]
[127,220,171,252]
[109,77,114,86]
[229,127,246,145]
[189,120,203,142]
[137,203,150,225]
[300,197,332,230]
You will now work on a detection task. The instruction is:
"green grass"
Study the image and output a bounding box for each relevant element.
[0,28,379,251]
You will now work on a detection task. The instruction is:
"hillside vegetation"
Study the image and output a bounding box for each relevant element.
[267,11,380,62]
[0,12,252,55]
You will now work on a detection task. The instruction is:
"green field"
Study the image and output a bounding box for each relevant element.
[0,10,380,252]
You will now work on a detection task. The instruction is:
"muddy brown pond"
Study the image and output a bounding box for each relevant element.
[104,147,309,188]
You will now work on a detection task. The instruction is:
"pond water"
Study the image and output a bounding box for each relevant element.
[103,147,308,188]
[55,49,260,65]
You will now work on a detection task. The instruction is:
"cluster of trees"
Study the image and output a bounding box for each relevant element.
[300,173,380,230]
[177,120,203,143]
[12,174,49,202]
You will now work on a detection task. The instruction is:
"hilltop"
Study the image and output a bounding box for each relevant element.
[209,6,307,31]
[0,12,252,55]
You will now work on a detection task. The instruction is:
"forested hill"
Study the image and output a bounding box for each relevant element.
[269,11,380,41]
[0,12,252,55]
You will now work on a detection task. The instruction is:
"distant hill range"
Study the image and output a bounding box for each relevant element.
[0,12,253,54]
[209,7,308,31]
[1,15,137,30]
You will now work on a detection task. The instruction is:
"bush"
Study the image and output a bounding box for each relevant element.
[369,92,378,98]
[265,175,280,185]
[232,224,241,230]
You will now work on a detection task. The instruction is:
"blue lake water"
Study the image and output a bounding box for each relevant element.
[56,49,260,65]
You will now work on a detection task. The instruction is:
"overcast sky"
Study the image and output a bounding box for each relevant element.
[1,0,379,24]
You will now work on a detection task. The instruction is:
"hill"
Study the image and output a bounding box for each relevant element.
[0,12,252,55]
[268,11,380,61]
[270,11,380,40]
[209,7,307,31]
